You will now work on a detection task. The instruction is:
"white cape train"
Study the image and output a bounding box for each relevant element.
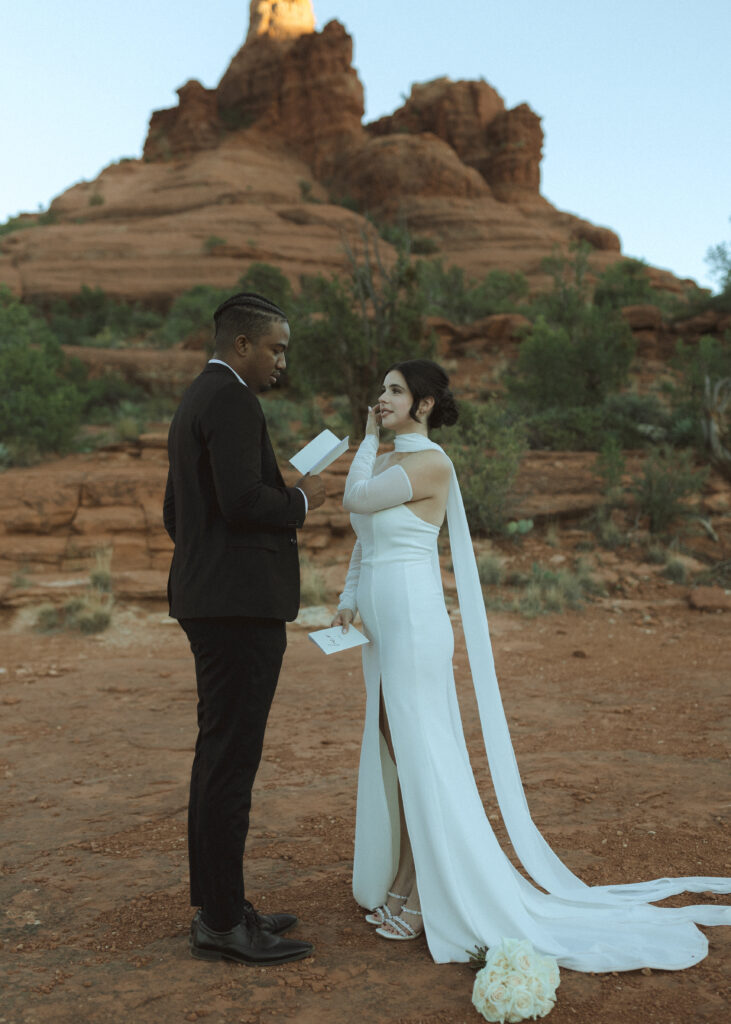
[341,432,730,970]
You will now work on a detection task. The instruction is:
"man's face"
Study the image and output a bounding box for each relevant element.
[237,320,290,393]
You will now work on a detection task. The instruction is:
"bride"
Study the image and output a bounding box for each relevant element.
[331,358,730,970]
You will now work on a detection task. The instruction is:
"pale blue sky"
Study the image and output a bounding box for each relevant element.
[2,0,729,287]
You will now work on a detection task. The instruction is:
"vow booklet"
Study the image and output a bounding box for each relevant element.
[308,625,370,655]
[290,429,349,476]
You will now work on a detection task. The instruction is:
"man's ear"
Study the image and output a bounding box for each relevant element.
[233,333,251,357]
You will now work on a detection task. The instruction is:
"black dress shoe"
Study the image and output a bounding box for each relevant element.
[190,912,313,966]
[189,905,298,938]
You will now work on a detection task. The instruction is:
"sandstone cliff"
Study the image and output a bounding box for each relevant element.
[0,0,689,304]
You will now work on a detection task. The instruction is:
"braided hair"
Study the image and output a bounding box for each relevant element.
[213,292,288,352]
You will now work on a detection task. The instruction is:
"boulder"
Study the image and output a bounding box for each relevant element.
[687,586,731,612]
[333,134,490,209]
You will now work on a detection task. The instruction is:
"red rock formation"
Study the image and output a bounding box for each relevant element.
[367,79,543,203]
[333,134,490,211]
[216,19,364,177]
[143,80,221,162]
[0,1,683,304]
[246,0,315,42]
[368,78,505,178]
[484,104,543,202]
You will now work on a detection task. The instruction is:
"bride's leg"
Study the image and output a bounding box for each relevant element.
[379,689,419,918]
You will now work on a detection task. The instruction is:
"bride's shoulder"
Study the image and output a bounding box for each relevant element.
[404,448,452,478]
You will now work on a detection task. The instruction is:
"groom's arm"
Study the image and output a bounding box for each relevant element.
[163,468,176,541]
[203,382,307,529]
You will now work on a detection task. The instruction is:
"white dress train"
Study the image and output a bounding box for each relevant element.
[338,433,731,971]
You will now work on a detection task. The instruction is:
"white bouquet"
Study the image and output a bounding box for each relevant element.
[471,937,560,1023]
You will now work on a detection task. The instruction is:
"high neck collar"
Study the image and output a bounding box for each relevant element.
[394,432,440,452]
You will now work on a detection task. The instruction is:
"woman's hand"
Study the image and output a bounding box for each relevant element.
[365,404,381,439]
[331,608,354,633]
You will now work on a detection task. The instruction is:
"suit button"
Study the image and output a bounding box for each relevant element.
[290,537,297,545]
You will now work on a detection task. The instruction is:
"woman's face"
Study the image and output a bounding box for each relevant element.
[378,370,415,431]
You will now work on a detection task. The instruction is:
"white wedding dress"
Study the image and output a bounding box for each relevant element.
[338,433,730,971]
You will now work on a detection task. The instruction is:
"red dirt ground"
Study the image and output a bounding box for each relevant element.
[1,585,729,1024]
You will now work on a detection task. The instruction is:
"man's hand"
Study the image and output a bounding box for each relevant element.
[297,473,326,511]
[331,608,354,633]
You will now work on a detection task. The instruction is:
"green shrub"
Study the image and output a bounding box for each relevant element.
[663,559,689,584]
[594,516,624,550]
[0,288,84,463]
[155,284,229,348]
[35,591,112,634]
[415,259,528,323]
[477,553,504,586]
[88,193,104,207]
[264,396,322,453]
[42,285,162,347]
[74,372,148,422]
[237,263,294,313]
[593,259,655,310]
[522,392,668,451]
[594,436,626,495]
[631,445,709,533]
[514,560,603,616]
[670,335,731,448]
[411,236,439,255]
[203,235,226,253]
[645,543,668,565]
[507,309,635,412]
[293,234,433,433]
[437,401,527,535]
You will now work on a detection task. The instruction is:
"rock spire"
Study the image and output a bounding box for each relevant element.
[246,0,315,42]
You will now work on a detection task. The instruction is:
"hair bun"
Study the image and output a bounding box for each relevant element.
[432,388,459,429]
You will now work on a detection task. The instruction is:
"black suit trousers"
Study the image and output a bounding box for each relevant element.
[179,616,287,931]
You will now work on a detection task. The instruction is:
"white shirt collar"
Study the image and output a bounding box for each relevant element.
[208,357,248,388]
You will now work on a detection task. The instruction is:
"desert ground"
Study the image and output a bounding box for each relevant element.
[1,565,729,1023]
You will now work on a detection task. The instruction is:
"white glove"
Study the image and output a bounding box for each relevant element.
[337,539,362,613]
[343,435,413,514]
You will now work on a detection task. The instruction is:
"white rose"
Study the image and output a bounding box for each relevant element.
[513,950,535,974]
[486,979,510,1009]
[489,952,512,973]
[508,985,536,1021]
[473,971,511,1023]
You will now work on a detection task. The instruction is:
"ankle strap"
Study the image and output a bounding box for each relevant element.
[387,890,408,901]
[401,905,422,916]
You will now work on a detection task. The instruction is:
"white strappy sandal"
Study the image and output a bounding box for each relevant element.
[375,904,423,940]
[364,890,408,926]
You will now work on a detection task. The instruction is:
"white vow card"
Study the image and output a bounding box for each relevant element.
[290,429,349,476]
[308,625,370,655]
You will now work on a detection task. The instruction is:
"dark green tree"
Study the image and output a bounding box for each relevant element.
[507,245,635,412]
[0,288,83,463]
[292,234,434,434]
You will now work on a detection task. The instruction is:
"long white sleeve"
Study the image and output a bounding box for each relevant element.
[342,435,413,514]
[337,539,362,613]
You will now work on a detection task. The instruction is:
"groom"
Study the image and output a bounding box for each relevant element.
[163,291,326,965]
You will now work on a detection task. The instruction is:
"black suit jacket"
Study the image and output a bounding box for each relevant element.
[163,363,306,621]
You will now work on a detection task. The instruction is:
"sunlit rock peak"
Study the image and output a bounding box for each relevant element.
[246,0,315,42]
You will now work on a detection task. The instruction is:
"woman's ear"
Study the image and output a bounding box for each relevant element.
[418,396,435,421]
